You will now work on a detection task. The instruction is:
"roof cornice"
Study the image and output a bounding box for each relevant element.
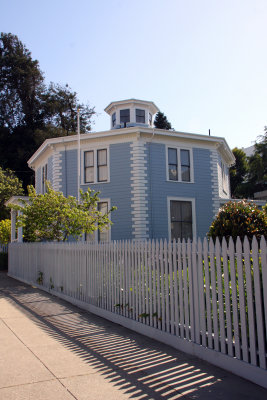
[28,127,235,168]
[104,99,159,115]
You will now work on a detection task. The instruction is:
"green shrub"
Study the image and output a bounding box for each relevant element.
[0,219,11,245]
[208,200,267,242]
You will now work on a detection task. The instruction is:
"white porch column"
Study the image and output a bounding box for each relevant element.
[17,211,23,242]
[11,210,17,242]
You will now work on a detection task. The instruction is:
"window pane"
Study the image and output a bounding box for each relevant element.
[98,202,108,214]
[170,201,181,221]
[86,232,95,242]
[120,109,130,123]
[169,165,178,181]
[98,165,107,181]
[99,230,108,242]
[181,222,192,240]
[181,201,192,222]
[98,202,109,242]
[168,148,177,164]
[85,166,94,183]
[171,222,182,240]
[85,151,94,167]
[181,166,190,182]
[136,109,145,123]
[97,149,107,166]
[181,149,190,166]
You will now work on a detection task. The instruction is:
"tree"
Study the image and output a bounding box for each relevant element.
[0,167,24,220]
[246,128,267,194]
[0,219,11,244]
[229,148,248,198]
[208,201,267,242]
[10,184,116,242]
[0,33,96,188]
[0,32,44,131]
[154,111,172,130]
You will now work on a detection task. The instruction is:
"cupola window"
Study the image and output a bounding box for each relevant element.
[120,109,130,126]
[112,112,116,127]
[136,109,145,123]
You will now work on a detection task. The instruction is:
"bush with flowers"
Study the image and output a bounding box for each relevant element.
[208,200,267,242]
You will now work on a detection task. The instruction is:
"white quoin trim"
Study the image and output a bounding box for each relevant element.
[130,141,149,238]
[52,151,63,191]
[210,149,220,218]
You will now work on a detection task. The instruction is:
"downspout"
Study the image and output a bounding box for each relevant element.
[149,128,155,239]
[64,145,68,197]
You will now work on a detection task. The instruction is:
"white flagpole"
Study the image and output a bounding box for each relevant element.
[77,108,81,203]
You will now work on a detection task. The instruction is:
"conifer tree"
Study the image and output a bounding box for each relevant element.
[154,111,172,130]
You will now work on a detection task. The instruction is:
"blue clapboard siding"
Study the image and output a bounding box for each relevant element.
[147,143,213,239]
[59,142,133,240]
[44,140,214,241]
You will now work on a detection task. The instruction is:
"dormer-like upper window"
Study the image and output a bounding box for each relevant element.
[112,112,116,127]
[120,109,130,126]
[136,109,145,123]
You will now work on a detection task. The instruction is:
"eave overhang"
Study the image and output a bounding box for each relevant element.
[28,127,235,169]
[104,99,159,115]
[5,196,30,207]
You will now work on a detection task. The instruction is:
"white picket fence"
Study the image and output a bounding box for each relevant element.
[8,236,267,388]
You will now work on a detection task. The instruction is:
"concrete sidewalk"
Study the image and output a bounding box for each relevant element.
[0,272,266,400]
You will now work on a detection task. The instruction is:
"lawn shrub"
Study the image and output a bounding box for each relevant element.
[208,200,267,242]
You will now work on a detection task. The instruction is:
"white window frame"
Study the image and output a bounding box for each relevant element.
[165,146,194,183]
[85,198,111,243]
[82,147,110,184]
[167,196,196,241]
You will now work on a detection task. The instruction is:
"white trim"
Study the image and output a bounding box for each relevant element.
[28,127,234,169]
[81,146,110,185]
[165,145,194,183]
[167,196,197,241]
[130,140,149,239]
[52,151,62,191]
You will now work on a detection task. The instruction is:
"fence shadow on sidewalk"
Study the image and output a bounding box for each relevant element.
[1,273,265,400]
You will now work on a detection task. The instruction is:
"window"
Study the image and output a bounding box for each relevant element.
[97,149,107,182]
[112,112,116,127]
[149,112,152,126]
[168,148,178,181]
[41,164,48,193]
[85,200,110,242]
[98,202,109,242]
[120,109,130,126]
[181,150,190,182]
[221,162,228,193]
[170,200,193,240]
[84,151,94,183]
[136,109,145,123]
[84,148,108,184]
[167,147,193,182]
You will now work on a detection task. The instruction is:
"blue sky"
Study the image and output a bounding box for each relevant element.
[1,0,267,149]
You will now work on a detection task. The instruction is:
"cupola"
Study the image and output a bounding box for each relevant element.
[104,99,159,130]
